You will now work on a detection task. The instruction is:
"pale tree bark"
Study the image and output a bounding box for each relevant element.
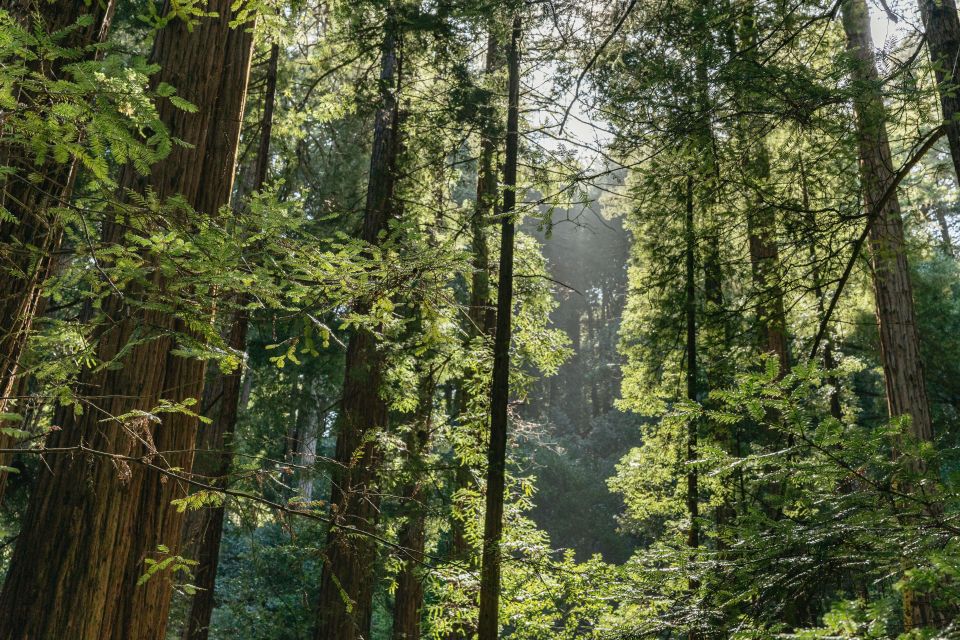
[314,24,400,640]
[476,14,521,640]
[0,0,116,502]
[0,4,255,639]
[842,0,939,630]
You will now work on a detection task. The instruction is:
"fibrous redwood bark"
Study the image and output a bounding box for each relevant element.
[918,0,960,181]
[841,0,938,629]
[476,14,520,640]
[0,4,254,639]
[313,26,400,640]
[0,0,116,502]
[180,41,280,640]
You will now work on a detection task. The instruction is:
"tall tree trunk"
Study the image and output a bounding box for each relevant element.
[735,6,790,378]
[0,0,116,502]
[918,0,960,181]
[684,175,700,591]
[842,0,938,630]
[799,154,843,420]
[180,41,280,640]
[447,29,500,640]
[314,25,400,640]
[476,14,520,640]
[392,380,435,640]
[0,5,254,639]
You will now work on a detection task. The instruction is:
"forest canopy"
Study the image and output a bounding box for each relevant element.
[1,0,960,638]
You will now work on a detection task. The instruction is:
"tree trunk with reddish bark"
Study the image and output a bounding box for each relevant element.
[0,5,254,639]
[0,0,116,502]
[842,0,939,630]
[313,25,400,640]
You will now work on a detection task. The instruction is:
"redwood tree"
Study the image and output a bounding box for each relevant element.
[313,23,400,640]
[0,0,116,501]
[476,14,521,640]
[0,4,255,639]
[918,0,960,180]
[179,43,280,640]
[842,0,937,629]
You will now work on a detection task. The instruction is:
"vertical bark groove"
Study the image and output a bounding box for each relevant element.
[0,0,116,501]
[0,5,254,639]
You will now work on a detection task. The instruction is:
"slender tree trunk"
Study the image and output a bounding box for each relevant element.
[0,6,254,639]
[918,0,960,181]
[179,41,280,640]
[392,380,435,640]
[0,0,116,502]
[180,309,249,640]
[799,154,843,420]
[931,205,954,254]
[314,25,400,640]
[842,0,938,630]
[476,15,520,640]
[684,175,700,592]
[447,30,500,640]
[734,6,790,378]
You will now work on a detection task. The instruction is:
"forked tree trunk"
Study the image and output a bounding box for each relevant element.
[842,0,938,630]
[313,26,400,640]
[918,0,960,181]
[179,43,281,640]
[0,5,254,639]
[0,0,116,502]
[476,14,521,640]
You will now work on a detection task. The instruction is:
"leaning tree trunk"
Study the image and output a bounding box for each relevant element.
[180,41,280,640]
[918,0,960,181]
[476,14,521,640]
[0,0,116,502]
[313,26,400,640]
[0,5,254,639]
[842,0,939,630]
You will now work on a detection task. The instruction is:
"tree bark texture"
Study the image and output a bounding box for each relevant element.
[735,4,791,379]
[0,5,254,639]
[314,26,399,640]
[180,43,279,640]
[0,0,116,502]
[842,0,938,630]
[477,15,520,640]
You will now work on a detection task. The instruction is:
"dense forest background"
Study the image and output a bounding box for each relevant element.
[1,0,960,638]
